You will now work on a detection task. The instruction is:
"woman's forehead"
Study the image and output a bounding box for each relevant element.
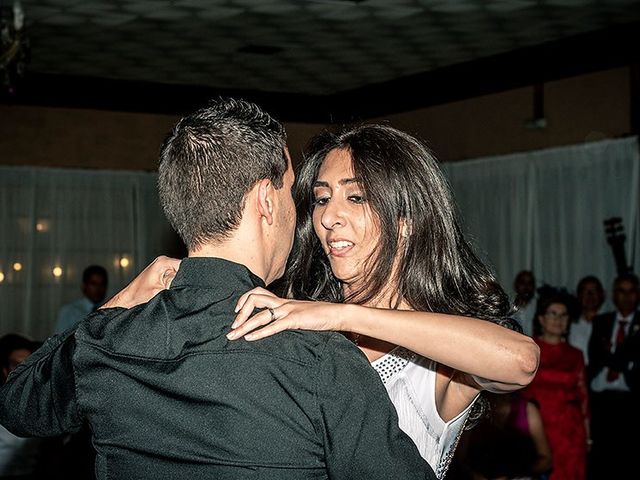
[317,148,354,178]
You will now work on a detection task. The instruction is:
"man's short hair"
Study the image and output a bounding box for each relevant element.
[515,270,535,284]
[82,265,108,284]
[158,98,288,250]
[614,272,639,289]
[577,275,603,293]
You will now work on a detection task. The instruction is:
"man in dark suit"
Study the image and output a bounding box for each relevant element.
[587,272,640,478]
[0,99,434,480]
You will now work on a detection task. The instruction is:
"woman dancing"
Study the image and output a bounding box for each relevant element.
[226,124,539,478]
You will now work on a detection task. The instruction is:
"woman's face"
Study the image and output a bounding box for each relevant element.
[539,302,569,337]
[312,148,381,287]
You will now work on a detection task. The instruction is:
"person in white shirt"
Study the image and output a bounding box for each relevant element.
[53,265,108,334]
[587,273,639,479]
[568,275,605,365]
[512,270,537,336]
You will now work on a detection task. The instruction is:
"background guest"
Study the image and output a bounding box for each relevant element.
[587,273,640,479]
[452,391,552,480]
[513,270,537,336]
[569,276,605,366]
[54,265,108,334]
[0,334,45,480]
[525,294,589,480]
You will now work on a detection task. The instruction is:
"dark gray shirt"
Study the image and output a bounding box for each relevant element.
[0,257,434,479]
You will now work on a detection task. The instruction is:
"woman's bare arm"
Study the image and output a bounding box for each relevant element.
[526,401,553,476]
[229,288,539,390]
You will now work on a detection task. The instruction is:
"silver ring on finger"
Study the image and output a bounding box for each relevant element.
[268,307,276,322]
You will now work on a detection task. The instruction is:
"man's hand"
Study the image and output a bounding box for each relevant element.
[101,256,181,309]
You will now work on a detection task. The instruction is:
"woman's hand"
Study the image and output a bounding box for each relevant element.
[101,256,181,309]
[227,287,344,341]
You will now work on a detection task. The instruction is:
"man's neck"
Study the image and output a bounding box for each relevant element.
[189,240,267,284]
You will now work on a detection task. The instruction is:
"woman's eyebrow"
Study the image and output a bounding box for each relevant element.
[313,178,358,188]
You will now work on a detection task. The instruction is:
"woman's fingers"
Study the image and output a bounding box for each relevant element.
[227,306,287,340]
[231,293,285,329]
[228,299,339,342]
[232,294,265,327]
[244,320,291,341]
[235,287,276,313]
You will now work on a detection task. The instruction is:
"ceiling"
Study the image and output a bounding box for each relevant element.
[6,0,640,121]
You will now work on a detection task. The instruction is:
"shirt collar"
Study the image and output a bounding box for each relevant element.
[170,257,266,291]
[616,311,635,323]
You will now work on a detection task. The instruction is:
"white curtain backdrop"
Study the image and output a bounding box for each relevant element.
[442,137,640,304]
[0,167,177,340]
[2,138,638,339]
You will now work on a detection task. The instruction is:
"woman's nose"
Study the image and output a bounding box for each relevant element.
[321,199,345,230]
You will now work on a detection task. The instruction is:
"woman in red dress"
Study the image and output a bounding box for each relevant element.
[524,295,590,480]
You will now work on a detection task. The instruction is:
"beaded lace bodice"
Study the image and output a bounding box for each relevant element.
[371,347,474,479]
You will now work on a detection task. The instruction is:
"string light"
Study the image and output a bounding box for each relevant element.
[119,257,130,268]
[0,271,4,283]
[13,262,22,271]
[52,266,63,277]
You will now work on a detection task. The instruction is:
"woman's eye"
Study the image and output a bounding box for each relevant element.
[348,194,366,204]
[313,197,329,206]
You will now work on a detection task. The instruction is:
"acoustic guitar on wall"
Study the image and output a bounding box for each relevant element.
[603,217,632,275]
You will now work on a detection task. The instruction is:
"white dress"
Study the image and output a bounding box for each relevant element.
[371,347,478,479]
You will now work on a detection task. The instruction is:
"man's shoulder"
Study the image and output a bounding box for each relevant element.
[75,304,139,340]
[74,292,362,367]
[247,328,363,367]
[73,291,177,358]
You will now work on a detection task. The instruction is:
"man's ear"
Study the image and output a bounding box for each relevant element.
[256,178,274,225]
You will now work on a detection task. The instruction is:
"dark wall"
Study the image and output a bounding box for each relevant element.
[0,67,633,170]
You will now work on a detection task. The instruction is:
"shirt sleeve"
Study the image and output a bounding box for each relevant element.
[0,329,82,437]
[315,334,435,480]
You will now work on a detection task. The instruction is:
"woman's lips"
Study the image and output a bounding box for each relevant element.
[327,240,354,257]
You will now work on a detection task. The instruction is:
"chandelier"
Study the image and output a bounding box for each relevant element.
[0,0,29,96]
